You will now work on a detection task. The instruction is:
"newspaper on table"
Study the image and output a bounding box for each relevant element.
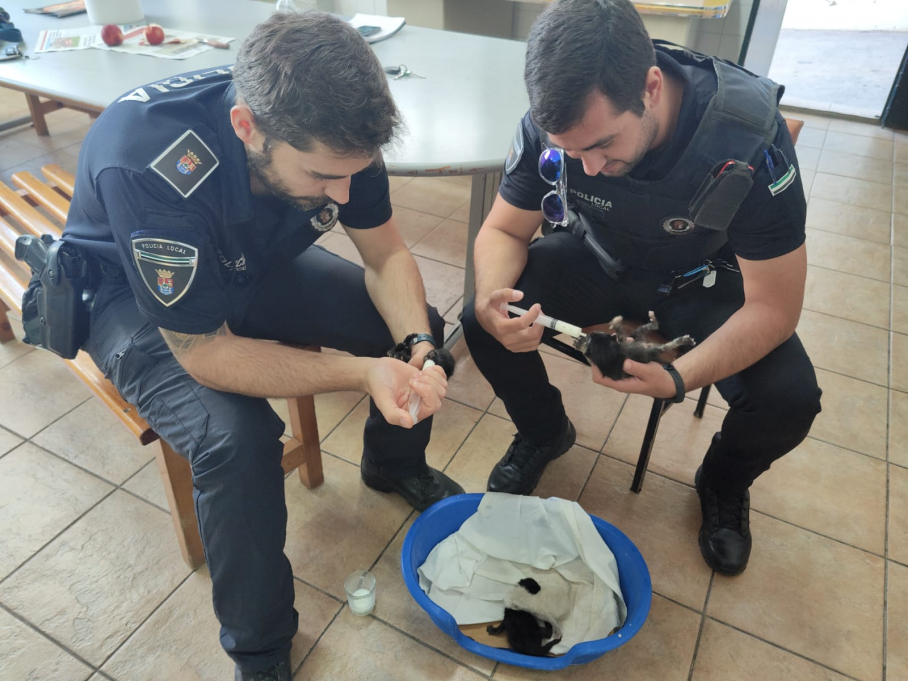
[34,24,124,52]
[34,25,234,59]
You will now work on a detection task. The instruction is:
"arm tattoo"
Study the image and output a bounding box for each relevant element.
[160,324,228,359]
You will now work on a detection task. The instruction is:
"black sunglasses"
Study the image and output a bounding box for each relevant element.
[538,147,569,226]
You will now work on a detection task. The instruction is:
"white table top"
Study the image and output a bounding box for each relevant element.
[1,0,530,175]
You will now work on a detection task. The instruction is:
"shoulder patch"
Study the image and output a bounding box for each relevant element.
[504,120,525,175]
[149,130,219,199]
[768,164,797,196]
[132,236,199,307]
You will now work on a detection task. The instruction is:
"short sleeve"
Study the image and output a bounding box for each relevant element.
[95,167,228,334]
[338,161,393,229]
[498,114,550,212]
[726,113,808,261]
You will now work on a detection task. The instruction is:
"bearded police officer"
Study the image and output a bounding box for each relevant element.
[62,12,463,680]
[462,0,822,577]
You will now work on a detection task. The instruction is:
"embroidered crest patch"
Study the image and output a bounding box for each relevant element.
[662,216,695,235]
[504,121,525,175]
[150,130,219,199]
[132,237,199,306]
[310,203,339,232]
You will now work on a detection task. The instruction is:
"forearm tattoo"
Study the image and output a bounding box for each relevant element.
[160,324,227,358]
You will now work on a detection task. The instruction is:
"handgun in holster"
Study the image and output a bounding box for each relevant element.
[14,235,90,360]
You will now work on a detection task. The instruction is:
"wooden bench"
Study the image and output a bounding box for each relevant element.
[0,165,324,569]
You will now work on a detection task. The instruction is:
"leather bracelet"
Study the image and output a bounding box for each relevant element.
[407,333,436,349]
[663,363,686,403]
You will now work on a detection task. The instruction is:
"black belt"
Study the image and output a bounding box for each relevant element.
[90,260,128,287]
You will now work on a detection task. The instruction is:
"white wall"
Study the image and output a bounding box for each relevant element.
[328,0,388,14]
[782,0,908,31]
[510,0,749,63]
[691,0,752,63]
[512,0,544,38]
[271,0,387,14]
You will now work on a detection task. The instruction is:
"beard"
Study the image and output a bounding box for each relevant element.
[600,110,660,177]
[246,143,330,212]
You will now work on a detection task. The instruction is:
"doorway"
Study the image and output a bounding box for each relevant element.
[765,0,908,120]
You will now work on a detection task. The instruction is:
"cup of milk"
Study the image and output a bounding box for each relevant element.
[344,570,376,616]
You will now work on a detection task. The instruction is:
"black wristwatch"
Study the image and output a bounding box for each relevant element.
[663,364,686,403]
[407,333,436,349]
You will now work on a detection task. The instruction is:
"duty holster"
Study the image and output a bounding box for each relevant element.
[14,235,90,359]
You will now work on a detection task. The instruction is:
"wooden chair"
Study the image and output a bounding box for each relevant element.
[0,165,324,569]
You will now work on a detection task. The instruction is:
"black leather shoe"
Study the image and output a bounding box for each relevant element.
[361,463,464,512]
[695,466,752,575]
[235,656,291,681]
[487,421,576,495]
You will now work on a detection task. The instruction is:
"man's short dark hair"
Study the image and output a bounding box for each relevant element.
[233,11,401,157]
[525,0,656,133]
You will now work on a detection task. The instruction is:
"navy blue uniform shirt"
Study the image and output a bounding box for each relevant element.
[500,49,807,264]
[64,67,392,334]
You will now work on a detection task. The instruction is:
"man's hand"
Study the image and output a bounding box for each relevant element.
[475,288,545,353]
[408,340,436,368]
[365,357,447,428]
[591,359,679,400]
[409,363,448,424]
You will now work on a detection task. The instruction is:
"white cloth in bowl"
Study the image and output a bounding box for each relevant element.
[418,493,626,654]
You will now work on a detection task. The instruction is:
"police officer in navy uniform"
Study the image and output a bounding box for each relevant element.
[63,12,463,681]
[462,0,822,577]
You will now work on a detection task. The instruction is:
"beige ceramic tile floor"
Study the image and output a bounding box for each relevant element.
[0,92,906,681]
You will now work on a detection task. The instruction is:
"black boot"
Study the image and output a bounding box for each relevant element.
[487,420,576,495]
[361,463,464,512]
[235,656,291,681]
[695,465,752,575]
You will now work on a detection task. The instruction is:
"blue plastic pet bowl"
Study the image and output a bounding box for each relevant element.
[401,493,652,671]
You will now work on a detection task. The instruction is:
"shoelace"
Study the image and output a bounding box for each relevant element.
[249,665,286,681]
[415,467,438,492]
[713,491,748,532]
[503,432,539,467]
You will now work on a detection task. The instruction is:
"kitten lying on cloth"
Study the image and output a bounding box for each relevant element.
[486,574,571,656]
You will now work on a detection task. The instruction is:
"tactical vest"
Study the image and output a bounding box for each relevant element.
[563,41,783,274]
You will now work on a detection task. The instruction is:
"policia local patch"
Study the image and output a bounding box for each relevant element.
[150,130,219,199]
[132,237,199,306]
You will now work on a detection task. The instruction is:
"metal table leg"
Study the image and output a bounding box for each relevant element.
[444,170,501,349]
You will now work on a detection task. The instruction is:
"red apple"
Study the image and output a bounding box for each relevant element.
[144,24,165,46]
[100,24,124,47]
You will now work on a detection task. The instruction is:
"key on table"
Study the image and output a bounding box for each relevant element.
[384,64,425,80]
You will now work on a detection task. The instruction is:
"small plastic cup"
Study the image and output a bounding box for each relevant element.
[344,570,376,616]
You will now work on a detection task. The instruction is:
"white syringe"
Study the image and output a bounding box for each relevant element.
[504,304,586,339]
[408,359,436,425]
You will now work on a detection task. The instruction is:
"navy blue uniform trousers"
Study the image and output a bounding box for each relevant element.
[461,231,822,495]
[83,246,444,673]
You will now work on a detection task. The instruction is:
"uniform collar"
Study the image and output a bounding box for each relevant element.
[629,50,697,180]
[216,83,257,227]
